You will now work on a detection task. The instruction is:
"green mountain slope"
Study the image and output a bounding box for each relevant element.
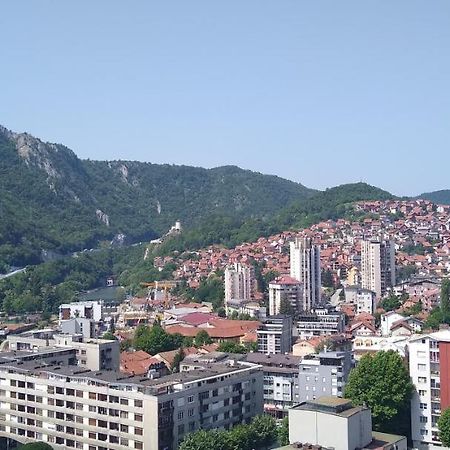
[418,190,450,205]
[0,125,315,268]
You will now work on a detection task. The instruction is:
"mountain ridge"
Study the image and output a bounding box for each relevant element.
[0,125,315,268]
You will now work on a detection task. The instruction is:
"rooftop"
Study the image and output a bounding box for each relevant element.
[0,355,261,396]
[292,396,367,418]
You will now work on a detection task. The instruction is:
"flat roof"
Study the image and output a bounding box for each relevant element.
[292,396,367,418]
[0,357,260,394]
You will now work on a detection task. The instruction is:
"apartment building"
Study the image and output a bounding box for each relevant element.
[257,315,293,354]
[224,263,255,313]
[245,353,301,419]
[409,331,450,449]
[361,238,395,300]
[298,351,352,402]
[290,237,321,311]
[344,286,376,315]
[0,353,263,450]
[268,276,303,316]
[7,332,120,371]
[296,307,345,340]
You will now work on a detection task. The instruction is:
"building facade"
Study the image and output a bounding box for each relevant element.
[245,353,301,419]
[298,351,352,402]
[256,315,293,354]
[290,237,321,311]
[296,308,345,340]
[224,263,254,312]
[0,354,263,450]
[268,276,303,316]
[361,238,396,300]
[409,331,450,449]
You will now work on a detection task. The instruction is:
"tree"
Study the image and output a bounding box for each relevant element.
[101,331,116,340]
[344,350,413,437]
[321,269,334,288]
[133,323,177,355]
[194,330,212,347]
[171,348,185,373]
[279,297,294,316]
[438,407,450,446]
[20,443,53,450]
[278,417,289,446]
[379,294,401,312]
[441,279,450,316]
[178,415,277,450]
[217,341,247,354]
[179,429,230,450]
[249,414,277,448]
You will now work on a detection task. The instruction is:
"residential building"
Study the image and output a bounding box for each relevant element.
[268,276,303,316]
[6,331,120,371]
[296,307,345,340]
[290,237,321,311]
[59,300,103,323]
[344,286,376,315]
[60,318,96,339]
[0,352,263,450]
[361,238,396,300]
[245,352,301,418]
[224,263,254,312]
[409,331,450,449]
[256,315,292,354]
[298,351,352,402]
[285,397,406,450]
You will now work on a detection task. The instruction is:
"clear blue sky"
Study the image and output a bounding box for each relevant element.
[1,1,449,196]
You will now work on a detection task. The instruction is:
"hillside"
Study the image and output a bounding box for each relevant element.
[0,125,315,269]
[418,190,450,205]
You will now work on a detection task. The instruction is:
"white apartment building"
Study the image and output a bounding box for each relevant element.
[268,276,303,316]
[0,354,263,450]
[361,238,395,300]
[224,263,254,312]
[60,301,104,323]
[409,331,450,449]
[290,237,321,311]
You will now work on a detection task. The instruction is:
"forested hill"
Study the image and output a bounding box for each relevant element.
[418,190,450,205]
[0,125,315,269]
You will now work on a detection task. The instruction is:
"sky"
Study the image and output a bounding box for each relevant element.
[1,1,449,196]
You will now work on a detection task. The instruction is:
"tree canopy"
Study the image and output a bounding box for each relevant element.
[179,415,277,450]
[344,350,413,437]
[438,407,450,446]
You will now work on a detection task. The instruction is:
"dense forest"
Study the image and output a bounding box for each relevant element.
[0,125,314,269]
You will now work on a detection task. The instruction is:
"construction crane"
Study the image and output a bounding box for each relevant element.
[140,280,177,309]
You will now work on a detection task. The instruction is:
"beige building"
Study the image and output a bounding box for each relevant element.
[7,331,120,372]
[0,353,263,450]
[224,263,254,313]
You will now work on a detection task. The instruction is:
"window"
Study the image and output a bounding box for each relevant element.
[178,411,184,420]
[188,408,194,417]
[135,427,143,436]
[419,390,426,396]
[120,424,129,433]
[120,398,128,406]
[188,395,194,403]
[420,416,428,423]
[418,364,426,372]
[418,377,427,383]
[134,399,143,408]
[420,403,428,410]
[178,424,185,434]
[135,414,143,422]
